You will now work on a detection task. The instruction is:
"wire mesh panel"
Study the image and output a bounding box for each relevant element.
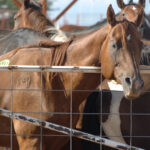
[0,65,149,150]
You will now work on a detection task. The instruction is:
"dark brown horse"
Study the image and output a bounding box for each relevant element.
[0,5,144,150]
[77,65,150,150]
[71,1,150,149]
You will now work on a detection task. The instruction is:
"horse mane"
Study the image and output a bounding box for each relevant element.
[40,39,73,65]
[39,39,74,80]
[25,5,54,33]
[23,4,68,41]
[43,26,68,42]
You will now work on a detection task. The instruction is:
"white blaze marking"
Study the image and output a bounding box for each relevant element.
[127,34,131,41]
[102,81,126,144]
[108,80,123,91]
[132,6,136,10]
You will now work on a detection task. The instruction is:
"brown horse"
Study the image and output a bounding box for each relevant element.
[71,1,150,149]
[117,0,145,23]
[13,0,47,15]
[14,0,68,42]
[0,5,144,150]
[13,0,52,31]
[60,24,88,32]
[13,0,149,40]
[76,65,150,150]
[117,0,150,40]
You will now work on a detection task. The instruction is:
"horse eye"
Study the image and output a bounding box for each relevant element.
[122,13,126,16]
[116,40,122,49]
[115,62,120,67]
[112,44,116,49]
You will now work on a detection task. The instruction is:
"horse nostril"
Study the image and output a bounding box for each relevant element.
[125,77,131,86]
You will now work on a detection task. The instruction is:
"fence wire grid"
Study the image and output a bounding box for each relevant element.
[0,65,149,150]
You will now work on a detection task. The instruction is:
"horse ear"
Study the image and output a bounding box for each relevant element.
[107,5,116,27]
[129,0,133,4]
[134,8,144,27]
[117,0,125,9]
[138,0,145,8]
[39,0,47,15]
[23,0,30,9]
[13,0,21,8]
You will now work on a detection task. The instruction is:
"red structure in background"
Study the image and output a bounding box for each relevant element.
[0,8,14,30]
[52,0,78,23]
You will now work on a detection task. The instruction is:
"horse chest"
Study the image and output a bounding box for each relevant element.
[102,89,126,144]
[16,74,31,88]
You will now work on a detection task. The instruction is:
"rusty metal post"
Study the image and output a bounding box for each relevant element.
[39,0,47,15]
[52,0,78,23]
[0,17,6,30]
[13,0,22,8]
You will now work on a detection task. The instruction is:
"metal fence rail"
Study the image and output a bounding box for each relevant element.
[0,108,144,150]
[0,65,101,73]
[0,65,149,72]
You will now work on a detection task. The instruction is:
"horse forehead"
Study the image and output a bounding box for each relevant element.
[15,8,22,17]
[110,24,125,39]
[123,5,141,17]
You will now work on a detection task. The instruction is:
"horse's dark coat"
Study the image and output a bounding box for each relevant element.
[0,28,48,55]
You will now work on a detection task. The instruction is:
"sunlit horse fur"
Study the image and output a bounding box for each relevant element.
[71,0,150,149]
[0,5,144,150]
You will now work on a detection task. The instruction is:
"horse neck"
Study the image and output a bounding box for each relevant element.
[62,25,110,104]
[28,13,54,33]
[67,25,110,66]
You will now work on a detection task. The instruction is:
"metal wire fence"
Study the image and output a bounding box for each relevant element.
[0,65,149,150]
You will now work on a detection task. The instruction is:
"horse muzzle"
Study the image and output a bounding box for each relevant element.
[122,76,144,99]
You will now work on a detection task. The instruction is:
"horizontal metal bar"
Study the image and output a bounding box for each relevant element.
[0,65,101,73]
[0,65,148,73]
[0,108,144,150]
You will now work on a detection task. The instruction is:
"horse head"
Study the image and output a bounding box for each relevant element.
[101,5,144,99]
[13,0,46,14]
[13,0,53,31]
[117,0,145,22]
[117,0,150,40]
[117,0,145,9]
[14,0,42,29]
